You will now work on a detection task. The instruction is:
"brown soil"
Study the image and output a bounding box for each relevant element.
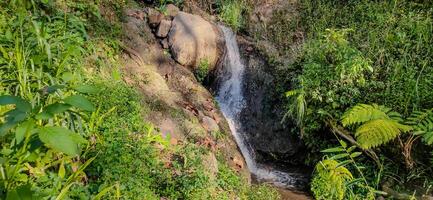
[277,188,312,200]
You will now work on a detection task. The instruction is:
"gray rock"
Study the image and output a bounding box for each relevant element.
[160,38,169,49]
[165,4,180,18]
[148,8,163,27]
[156,19,172,37]
[234,38,305,164]
[201,116,219,133]
[168,12,224,69]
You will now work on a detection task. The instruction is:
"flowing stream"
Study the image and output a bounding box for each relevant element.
[215,25,307,189]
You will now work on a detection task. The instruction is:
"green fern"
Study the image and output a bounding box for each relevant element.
[342,104,392,126]
[284,88,306,127]
[341,104,412,149]
[311,159,353,200]
[356,119,412,149]
[406,109,433,145]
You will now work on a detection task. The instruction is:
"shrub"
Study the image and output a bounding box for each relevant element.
[195,59,210,83]
[311,159,353,200]
[285,29,373,160]
[312,141,380,200]
[218,0,244,31]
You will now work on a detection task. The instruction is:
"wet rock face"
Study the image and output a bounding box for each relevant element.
[236,38,306,165]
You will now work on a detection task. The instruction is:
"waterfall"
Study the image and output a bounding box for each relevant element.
[216,25,257,172]
[216,25,307,189]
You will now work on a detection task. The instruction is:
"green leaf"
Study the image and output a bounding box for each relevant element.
[356,119,412,149]
[413,130,425,135]
[62,72,74,82]
[55,183,74,200]
[346,178,364,187]
[92,184,117,200]
[6,184,34,200]
[15,121,34,144]
[0,121,18,137]
[35,112,53,120]
[338,140,347,148]
[329,153,349,160]
[285,89,300,97]
[73,85,99,94]
[4,109,28,123]
[373,190,388,195]
[350,152,362,158]
[38,126,86,156]
[58,161,66,179]
[346,146,356,153]
[70,133,88,144]
[321,147,345,153]
[335,159,353,168]
[111,69,121,81]
[341,104,390,127]
[64,95,95,111]
[0,95,31,112]
[45,103,71,114]
[36,103,72,120]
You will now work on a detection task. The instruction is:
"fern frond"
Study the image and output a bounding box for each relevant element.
[295,93,306,126]
[318,159,353,180]
[407,109,433,145]
[341,104,391,126]
[355,119,412,149]
[312,159,353,200]
[285,89,301,97]
[284,89,306,127]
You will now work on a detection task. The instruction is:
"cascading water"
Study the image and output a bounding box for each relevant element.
[216,25,307,189]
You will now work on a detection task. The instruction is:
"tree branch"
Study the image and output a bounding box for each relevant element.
[326,120,381,166]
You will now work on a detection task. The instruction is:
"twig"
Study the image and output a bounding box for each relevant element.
[326,120,381,166]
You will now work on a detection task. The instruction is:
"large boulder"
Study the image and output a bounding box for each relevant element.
[168,12,224,70]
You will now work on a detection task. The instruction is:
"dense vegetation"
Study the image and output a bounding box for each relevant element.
[283,0,433,199]
[0,0,279,199]
[2,0,432,199]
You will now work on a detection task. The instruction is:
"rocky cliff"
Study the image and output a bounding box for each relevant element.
[120,6,250,180]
